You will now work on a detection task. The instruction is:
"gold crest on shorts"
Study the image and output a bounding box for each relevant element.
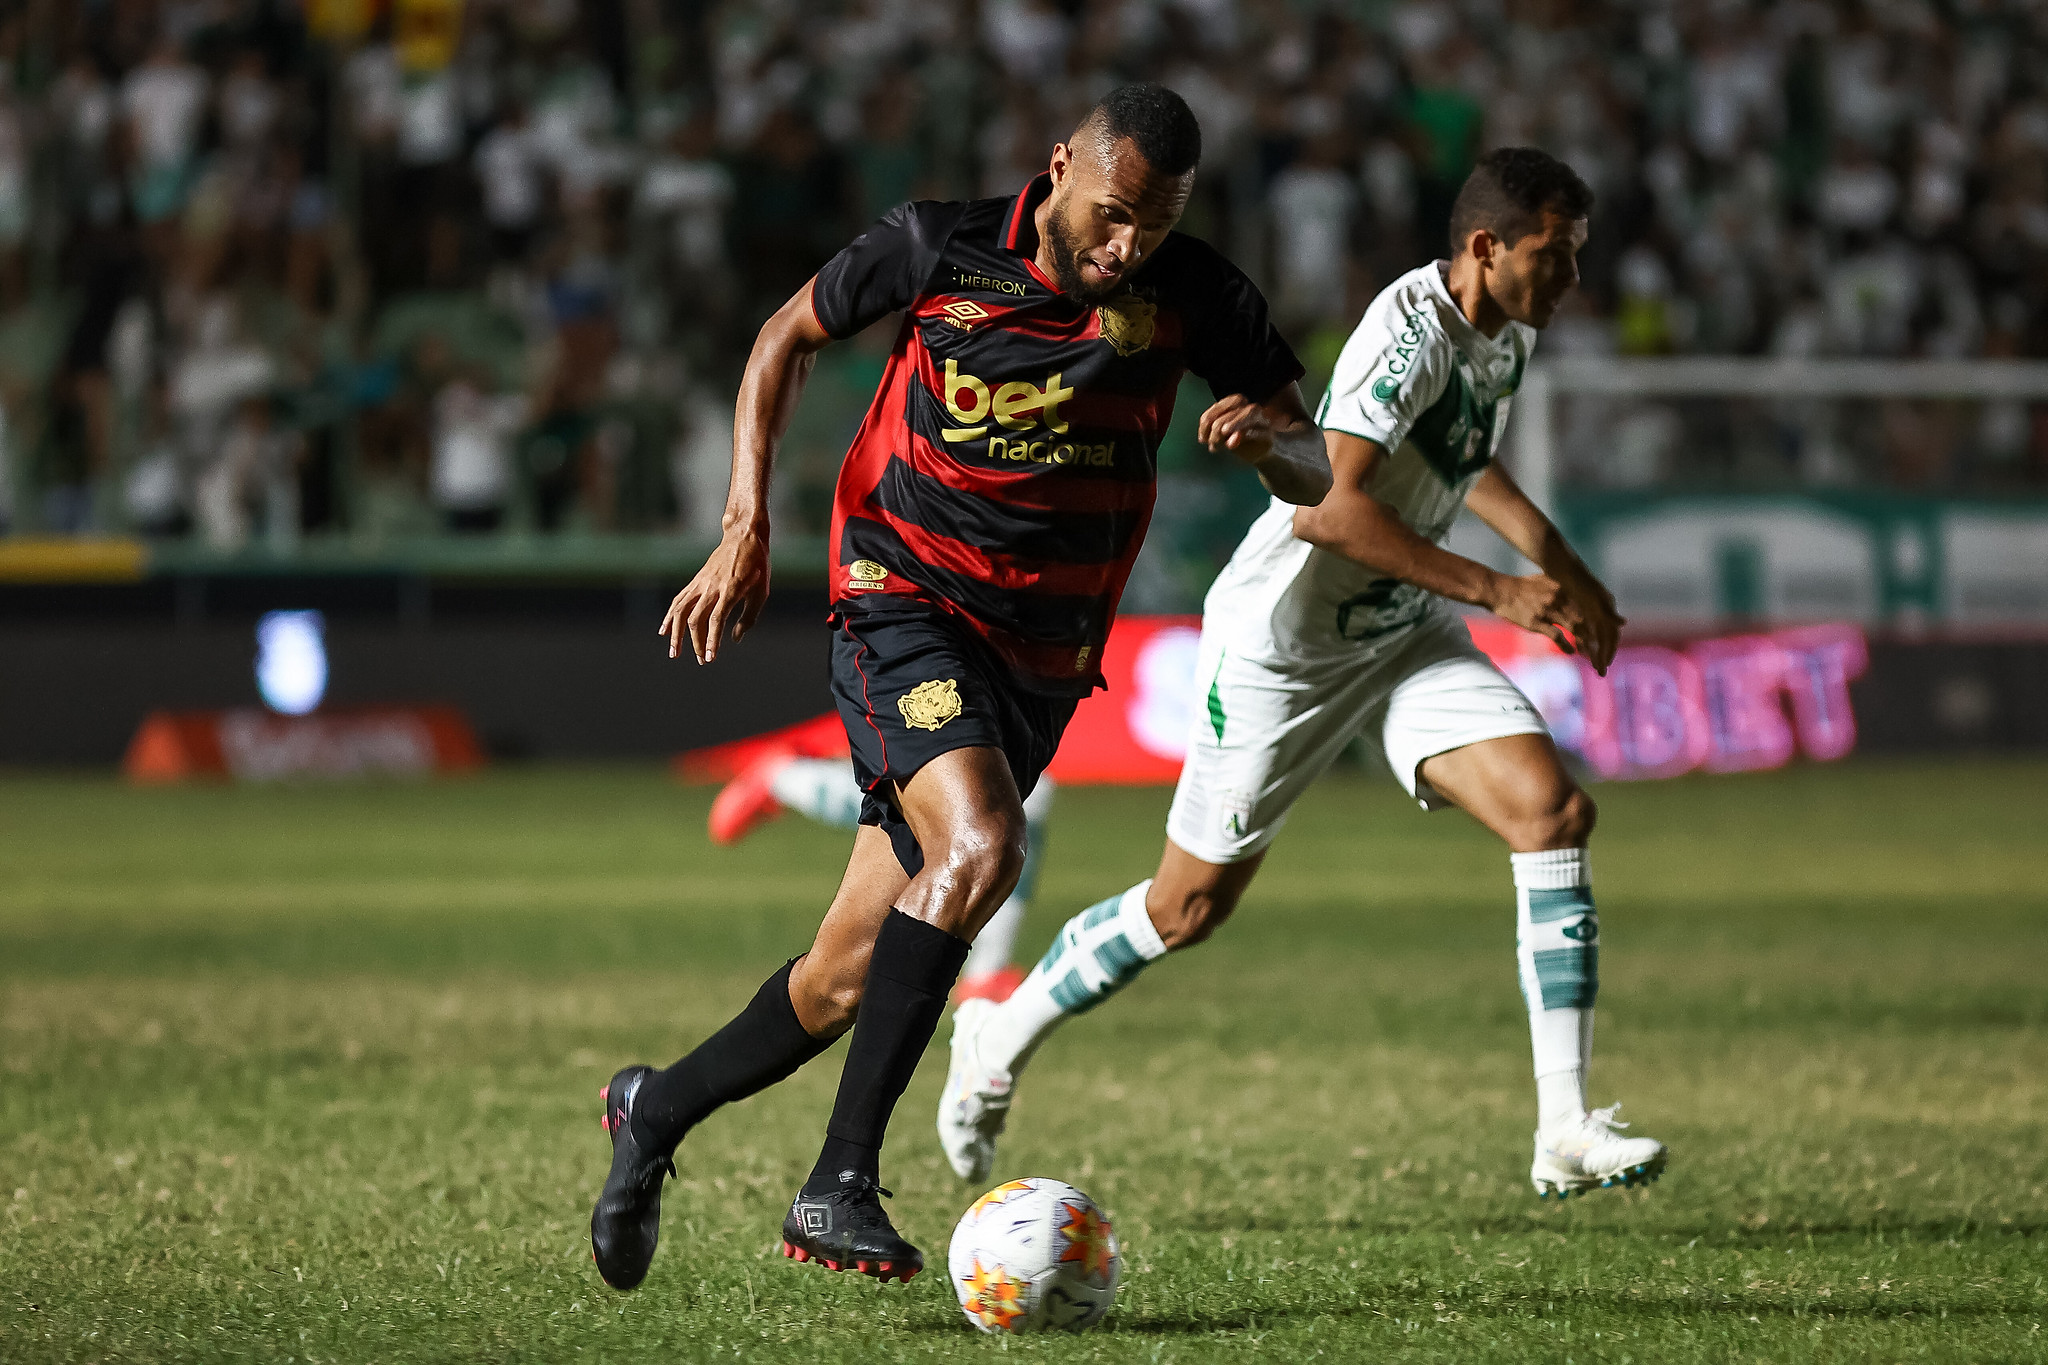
[848,559,890,586]
[897,678,962,732]
[1095,294,1156,357]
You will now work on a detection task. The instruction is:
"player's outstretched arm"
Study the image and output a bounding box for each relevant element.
[1294,431,1596,660]
[1197,383,1332,506]
[1463,464,1623,673]
[661,281,834,663]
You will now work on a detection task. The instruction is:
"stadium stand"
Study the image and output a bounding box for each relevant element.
[0,0,2042,556]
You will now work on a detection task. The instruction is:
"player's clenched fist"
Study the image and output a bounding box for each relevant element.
[1194,390,1332,506]
[662,527,770,663]
[1197,393,1277,462]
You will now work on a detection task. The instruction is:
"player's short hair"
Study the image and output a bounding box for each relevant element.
[1076,84,1202,178]
[1448,148,1594,255]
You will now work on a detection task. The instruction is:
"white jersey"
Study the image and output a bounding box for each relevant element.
[1206,261,1536,669]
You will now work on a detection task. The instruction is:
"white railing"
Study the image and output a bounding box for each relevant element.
[1511,357,2048,516]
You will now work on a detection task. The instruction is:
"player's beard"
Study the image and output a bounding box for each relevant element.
[1043,198,1123,304]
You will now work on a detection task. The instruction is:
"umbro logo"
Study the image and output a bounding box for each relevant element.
[941,300,991,330]
[802,1206,829,1233]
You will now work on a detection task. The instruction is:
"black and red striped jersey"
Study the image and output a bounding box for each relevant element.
[810,172,1303,697]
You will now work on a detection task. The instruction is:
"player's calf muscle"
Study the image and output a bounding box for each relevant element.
[1145,847,1261,949]
[787,832,912,1033]
[791,953,867,1035]
[1146,882,1240,948]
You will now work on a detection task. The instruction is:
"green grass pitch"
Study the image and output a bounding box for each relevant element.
[2,759,2044,1362]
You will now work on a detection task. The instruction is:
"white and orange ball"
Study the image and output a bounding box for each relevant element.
[948,1177,1121,1334]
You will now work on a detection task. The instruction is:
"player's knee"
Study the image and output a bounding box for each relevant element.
[931,813,1028,930]
[953,814,1028,892]
[1516,786,1596,850]
[1555,787,1597,845]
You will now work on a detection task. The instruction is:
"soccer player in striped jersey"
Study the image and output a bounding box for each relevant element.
[940,148,1669,1200]
[589,84,1331,1291]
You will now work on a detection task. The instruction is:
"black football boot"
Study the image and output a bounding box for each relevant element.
[779,1173,923,1283]
[589,1066,677,1290]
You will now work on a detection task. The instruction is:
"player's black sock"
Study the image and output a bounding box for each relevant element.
[635,958,831,1152]
[802,910,969,1195]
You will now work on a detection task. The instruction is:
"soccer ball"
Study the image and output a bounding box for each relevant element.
[948,1178,1121,1334]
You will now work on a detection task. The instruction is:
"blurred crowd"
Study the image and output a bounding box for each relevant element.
[0,0,2043,548]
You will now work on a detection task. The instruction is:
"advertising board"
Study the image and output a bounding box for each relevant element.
[677,614,1871,787]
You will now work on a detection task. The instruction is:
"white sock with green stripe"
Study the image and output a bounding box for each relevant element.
[975,879,1165,1076]
[1513,848,1598,1130]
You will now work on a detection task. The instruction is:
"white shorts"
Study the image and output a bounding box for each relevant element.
[1165,612,1549,864]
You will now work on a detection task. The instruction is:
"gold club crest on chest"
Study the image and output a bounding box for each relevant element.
[1095,294,1156,357]
[898,678,963,731]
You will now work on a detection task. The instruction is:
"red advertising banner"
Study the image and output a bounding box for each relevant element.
[1045,615,1202,784]
[674,615,1869,787]
[124,706,485,783]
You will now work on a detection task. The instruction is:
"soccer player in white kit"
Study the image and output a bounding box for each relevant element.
[939,148,1668,1199]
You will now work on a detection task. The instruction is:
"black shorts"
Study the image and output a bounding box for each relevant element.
[830,605,1076,877]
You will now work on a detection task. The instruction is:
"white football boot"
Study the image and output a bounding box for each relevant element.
[937,998,1013,1182]
[1530,1103,1668,1199]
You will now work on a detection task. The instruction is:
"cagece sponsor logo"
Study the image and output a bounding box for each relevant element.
[942,358,1075,441]
[1371,308,1427,397]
